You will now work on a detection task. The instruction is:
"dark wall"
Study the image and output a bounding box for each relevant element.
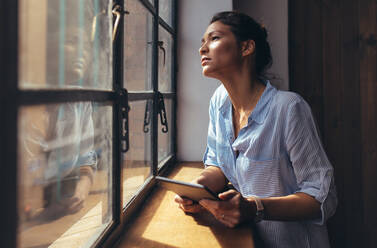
[289,0,377,247]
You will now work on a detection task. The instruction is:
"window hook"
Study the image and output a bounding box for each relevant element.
[157,92,168,133]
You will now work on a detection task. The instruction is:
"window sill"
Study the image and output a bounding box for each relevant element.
[115,162,255,248]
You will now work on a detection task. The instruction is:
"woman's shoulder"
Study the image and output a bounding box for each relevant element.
[210,84,228,107]
[269,89,314,123]
[272,89,308,109]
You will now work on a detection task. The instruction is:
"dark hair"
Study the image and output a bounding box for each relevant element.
[210,11,272,80]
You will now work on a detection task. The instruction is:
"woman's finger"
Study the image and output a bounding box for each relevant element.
[218,189,238,200]
[199,199,221,217]
[179,203,202,213]
[174,195,193,205]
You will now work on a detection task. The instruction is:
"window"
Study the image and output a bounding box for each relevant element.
[1,0,176,247]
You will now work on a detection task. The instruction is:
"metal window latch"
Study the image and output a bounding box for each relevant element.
[157,92,168,133]
[158,41,166,66]
[143,100,151,133]
[118,88,130,152]
[147,41,166,66]
[112,5,130,41]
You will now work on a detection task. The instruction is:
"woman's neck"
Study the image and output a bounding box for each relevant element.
[220,66,265,113]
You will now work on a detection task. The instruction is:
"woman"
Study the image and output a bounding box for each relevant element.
[175,11,337,247]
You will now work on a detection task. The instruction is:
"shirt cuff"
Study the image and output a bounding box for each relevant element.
[295,178,337,225]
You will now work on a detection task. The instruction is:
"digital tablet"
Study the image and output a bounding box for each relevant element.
[156,176,219,202]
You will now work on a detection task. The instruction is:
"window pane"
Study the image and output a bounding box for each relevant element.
[159,0,173,27]
[158,98,172,165]
[158,25,173,92]
[18,0,113,90]
[123,100,152,206]
[17,102,113,248]
[124,0,153,91]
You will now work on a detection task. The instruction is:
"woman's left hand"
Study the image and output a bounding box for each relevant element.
[199,189,256,228]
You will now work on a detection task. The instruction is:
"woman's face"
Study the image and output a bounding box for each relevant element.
[47,27,91,85]
[199,21,242,79]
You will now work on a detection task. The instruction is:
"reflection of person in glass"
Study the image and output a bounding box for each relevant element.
[20,7,98,224]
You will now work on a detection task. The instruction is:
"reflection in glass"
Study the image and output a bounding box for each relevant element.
[124,0,153,91]
[123,100,152,206]
[158,25,173,92]
[158,98,172,165]
[18,0,113,90]
[17,102,113,248]
[159,0,173,27]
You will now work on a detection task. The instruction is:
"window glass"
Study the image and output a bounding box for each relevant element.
[159,0,173,27]
[123,100,152,206]
[18,0,113,90]
[158,25,173,92]
[158,98,172,165]
[124,0,153,91]
[17,102,113,248]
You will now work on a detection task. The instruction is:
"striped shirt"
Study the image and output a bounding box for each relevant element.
[203,81,337,247]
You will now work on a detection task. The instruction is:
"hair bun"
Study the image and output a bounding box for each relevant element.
[260,24,268,39]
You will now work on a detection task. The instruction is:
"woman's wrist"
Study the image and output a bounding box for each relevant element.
[245,197,259,222]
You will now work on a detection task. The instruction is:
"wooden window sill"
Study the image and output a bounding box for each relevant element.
[116,162,255,248]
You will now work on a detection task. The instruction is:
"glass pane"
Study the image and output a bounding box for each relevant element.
[17,102,113,248]
[123,100,152,206]
[158,98,172,165]
[158,25,173,92]
[124,0,153,91]
[159,0,173,27]
[18,0,113,90]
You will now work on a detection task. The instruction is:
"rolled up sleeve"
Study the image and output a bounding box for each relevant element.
[285,98,338,225]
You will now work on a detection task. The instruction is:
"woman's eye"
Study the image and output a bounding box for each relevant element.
[212,36,220,41]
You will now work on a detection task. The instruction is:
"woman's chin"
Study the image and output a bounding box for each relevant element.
[202,68,216,78]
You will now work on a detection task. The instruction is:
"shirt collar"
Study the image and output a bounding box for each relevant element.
[219,80,277,125]
[250,80,277,124]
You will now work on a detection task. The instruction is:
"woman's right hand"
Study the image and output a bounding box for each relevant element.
[174,195,203,213]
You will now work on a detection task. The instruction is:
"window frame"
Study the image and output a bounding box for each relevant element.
[118,0,177,227]
[0,0,177,247]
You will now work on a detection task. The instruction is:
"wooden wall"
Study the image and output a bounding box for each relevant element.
[289,0,377,247]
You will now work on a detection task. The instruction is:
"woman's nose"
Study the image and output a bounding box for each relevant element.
[199,43,208,55]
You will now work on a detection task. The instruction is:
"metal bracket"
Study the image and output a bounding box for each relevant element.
[118,88,130,152]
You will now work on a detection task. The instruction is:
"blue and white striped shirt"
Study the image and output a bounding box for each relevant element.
[203,81,337,247]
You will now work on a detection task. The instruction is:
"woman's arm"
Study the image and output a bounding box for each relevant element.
[199,191,321,228]
[260,192,321,221]
[194,165,228,193]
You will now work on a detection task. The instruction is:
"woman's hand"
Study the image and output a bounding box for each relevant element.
[174,195,204,213]
[199,189,256,228]
[66,173,92,213]
[174,165,227,214]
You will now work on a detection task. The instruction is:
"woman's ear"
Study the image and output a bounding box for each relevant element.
[241,40,256,57]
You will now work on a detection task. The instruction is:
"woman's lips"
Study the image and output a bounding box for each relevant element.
[201,57,211,66]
